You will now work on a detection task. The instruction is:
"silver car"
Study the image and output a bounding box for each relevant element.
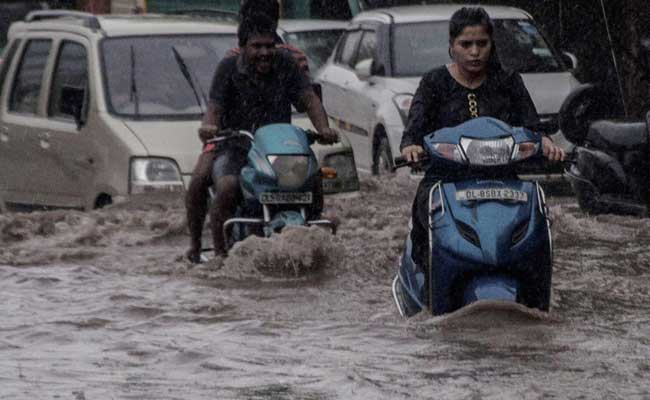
[0,11,240,210]
[316,4,581,175]
[0,11,356,212]
[277,19,360,194]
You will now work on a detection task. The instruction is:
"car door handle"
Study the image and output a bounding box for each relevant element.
[38,132,51,149]
[74,156,94,167]
[0,126,8,143]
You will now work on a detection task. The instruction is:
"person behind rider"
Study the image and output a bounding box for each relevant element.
[184,5,338,263]
[400,6,565,269]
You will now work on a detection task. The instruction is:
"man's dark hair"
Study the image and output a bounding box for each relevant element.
[239,0,279,23]
[238,0,280,47]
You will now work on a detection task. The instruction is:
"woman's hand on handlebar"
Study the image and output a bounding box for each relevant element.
[198,124,219,144]
[401,145,424,163]
[542,136,565,162]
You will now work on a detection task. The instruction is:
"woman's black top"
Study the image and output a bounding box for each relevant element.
[400,66,541,150]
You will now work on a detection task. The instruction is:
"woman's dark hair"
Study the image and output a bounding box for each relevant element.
[449,7,493,41]
[238,0,280,47]
[449,6,502,71]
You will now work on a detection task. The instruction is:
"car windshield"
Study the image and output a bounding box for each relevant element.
[283,29,344,72]
[101,34,237,119]
[392,19,564,77]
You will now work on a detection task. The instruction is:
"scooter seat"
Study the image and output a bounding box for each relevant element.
[587,120,648,151]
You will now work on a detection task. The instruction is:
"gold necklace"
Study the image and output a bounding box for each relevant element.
[467,92,479,118]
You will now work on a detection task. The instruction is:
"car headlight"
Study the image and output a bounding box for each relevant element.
[322,152,360,193]
[392,94,413,125]
[267,155,310,189]
[323,152,357,179]
[460,136,514,166]
[130,157,183,194]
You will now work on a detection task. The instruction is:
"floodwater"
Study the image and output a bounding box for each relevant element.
[1,176,649,399]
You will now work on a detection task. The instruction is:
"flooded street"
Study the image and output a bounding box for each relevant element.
[1,175,650,399]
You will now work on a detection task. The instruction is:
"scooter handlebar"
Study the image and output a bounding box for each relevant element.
[305,129,339,145]
[392,155,431,171]
[205,129,254,144]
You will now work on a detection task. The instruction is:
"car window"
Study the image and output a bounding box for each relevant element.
[9,39,52,114]
[391,19,566,77]
[48,41,88,120]
[101,34,237,119]
[0,38,21,99]
[336,30,362,67]
[493,19,563,73]
[355,30,377,67]
[392,21,449,77]
[283,29,344,72]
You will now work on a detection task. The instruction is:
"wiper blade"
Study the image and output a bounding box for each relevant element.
[171,45,207,113]
[130,45,140,117]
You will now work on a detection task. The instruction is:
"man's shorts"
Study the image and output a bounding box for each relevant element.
[211,145,248,180]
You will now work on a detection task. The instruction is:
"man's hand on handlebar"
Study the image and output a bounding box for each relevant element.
[541,136,565,162]
[401,145,424,163]
[317,127,339,145]
[198,124,219,144]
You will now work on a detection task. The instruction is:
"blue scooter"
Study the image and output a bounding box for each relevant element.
[208,123,336,250]
[392,117,553,317]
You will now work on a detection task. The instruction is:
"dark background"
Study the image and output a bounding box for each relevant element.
[363,0,650,119]
[3,0,649,118]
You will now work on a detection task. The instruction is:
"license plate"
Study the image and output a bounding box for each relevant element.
[260,192,313,204]
[456,188,528,202]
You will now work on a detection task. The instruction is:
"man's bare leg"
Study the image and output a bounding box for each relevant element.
[210,175,241,257]
[185,151,217,263]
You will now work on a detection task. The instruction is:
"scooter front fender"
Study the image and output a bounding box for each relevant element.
[575,147,627,190]
[462,275,519,306]
[265,210,307,236]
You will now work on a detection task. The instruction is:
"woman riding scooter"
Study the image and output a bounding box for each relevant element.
[400,6,565,273]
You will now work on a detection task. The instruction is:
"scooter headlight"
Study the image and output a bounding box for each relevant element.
[432,143,466,163]
[267,155,310,189]
[511,142,539,161]
[460,137,514,166]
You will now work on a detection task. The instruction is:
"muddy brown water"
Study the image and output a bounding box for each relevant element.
[1,176,649,399]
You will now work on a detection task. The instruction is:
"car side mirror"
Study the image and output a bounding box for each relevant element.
[561,51,578,70]
[61,84,86,128]
[354,58,373,80]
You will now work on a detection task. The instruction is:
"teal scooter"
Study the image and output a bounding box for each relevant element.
[208,124,337,250]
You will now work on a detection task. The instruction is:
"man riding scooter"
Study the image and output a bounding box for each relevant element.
[185,1,338,263]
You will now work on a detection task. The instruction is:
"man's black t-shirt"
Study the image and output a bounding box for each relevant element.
[209,50,311,132]
[400,66,541,150]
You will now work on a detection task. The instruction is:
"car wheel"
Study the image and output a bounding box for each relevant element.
[94,194,113,209]
[372,136,394,176]
[572,180,602,215]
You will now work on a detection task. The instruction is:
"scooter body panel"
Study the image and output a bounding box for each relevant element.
[394,117,553,316]
[226,124,323,245]
[430,180,551,315]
